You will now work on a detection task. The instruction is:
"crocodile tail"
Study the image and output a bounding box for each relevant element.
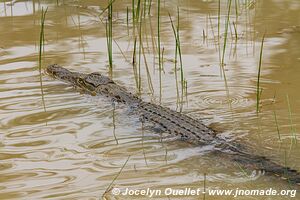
[231,152,300,185]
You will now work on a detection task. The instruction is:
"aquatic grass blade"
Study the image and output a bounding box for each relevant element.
[256,33,265,113]
[38,7,48,112]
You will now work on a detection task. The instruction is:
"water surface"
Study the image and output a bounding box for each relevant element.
[0,0,299,199]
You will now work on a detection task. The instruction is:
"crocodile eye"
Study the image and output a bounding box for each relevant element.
[77,78,85,85]
[76,77,96,92]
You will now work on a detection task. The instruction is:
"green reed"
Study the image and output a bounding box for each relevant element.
[140,117,149,166]
[202,29,206,43]
[141,41,154,94]
[38,7,47,72]
[103,155,131,197]
[286,94,297,143]
[148,0,152,15]
[215,1,235,121]
[132,37,139,88]
[137,8,143,93]
[273,110,281,141]
[130,2,145,93]
[203,173,206,200]
[221,0,232,67]
[157,0,162,103]
[139,2,154,94]
[184,80,188,103]
[169,13,179,104]
[282,149,292,186]
[161,47,165,72]
[142,0,147,18]
[233,21,238,40]
[256,33,265,113]
[135,0,141,22]
[272,93,280,141]
[38,7,47,112]
[235,0,238,21]
[132,0,135,20]
[169,8,185,109]
[126,6,129,28]
[105,0,113,71]
[219,1,232,115]
[177,11,185,110]
[112,103,118,144]
[141,5,155,94]
[217,0,221,65]
[100,0,116,16]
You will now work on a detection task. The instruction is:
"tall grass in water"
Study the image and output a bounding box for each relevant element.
[138,7,154,94]
[256,33,265,113]
[169,13,179,105]
[99,0,116,16]
[141,42,154,94]
[131,1,154,95]
[234,0,238,20]
[169,8,185,110]
[221,0,232,67]
[203,173,206,200]
[132,0,135,20]
[131,25,142,92]
[232,21,238,40]
[137,7,143,93]
[126,6,129,33]
[112,103,118,144]
[38,7,48,112]
[217,0,221,66]
[102,155,131,198]
[147,0,152,15]
[273,110,281,141]
[219,1,235,122]
[286,94,297,143]
[176,8,185,110]
[38,7,47,72]
[132,37,139,88]
[157,0,162,103]
[105,0,113,73]
[135,0,141,22]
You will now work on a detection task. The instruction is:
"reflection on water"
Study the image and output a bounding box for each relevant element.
[0,0,299,199]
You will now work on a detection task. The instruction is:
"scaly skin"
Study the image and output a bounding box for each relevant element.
[46,64,300,186]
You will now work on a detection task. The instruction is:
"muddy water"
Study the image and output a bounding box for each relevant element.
[0,0,299,199]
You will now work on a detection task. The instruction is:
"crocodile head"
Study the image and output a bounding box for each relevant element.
[46,64,83,85]
[47,64,114,95]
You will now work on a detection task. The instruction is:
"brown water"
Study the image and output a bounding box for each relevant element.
[0,1,299,199]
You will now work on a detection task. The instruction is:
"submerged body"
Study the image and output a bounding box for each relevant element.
[47,64,300,185]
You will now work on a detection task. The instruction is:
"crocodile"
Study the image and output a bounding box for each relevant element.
[46,64,300,185]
